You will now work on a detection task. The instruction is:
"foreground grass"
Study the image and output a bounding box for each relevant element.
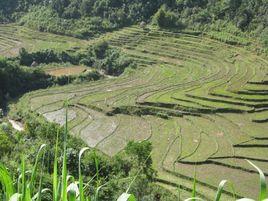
[0,107,137,201]
[0,108,267,201]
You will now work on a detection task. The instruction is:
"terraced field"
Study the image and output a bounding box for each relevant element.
[17,26,268,200]
[45,66,88,77]
[0,24,88,57]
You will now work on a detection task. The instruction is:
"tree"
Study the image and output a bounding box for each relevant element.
[153,5,184,29]
[126,141,155,181]
[126,141,152,167]
[93,40,109,59]
[19,48,32,66]
[0,128,14,155]
[51,0,70,17]
[80,0,94,16]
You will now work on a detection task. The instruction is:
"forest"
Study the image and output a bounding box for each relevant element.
[0,0,267,46]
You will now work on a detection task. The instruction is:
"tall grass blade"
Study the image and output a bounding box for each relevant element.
[53,129,60,201]
[94,183,108,201]
[214,180,227,201]
[228,181,236,200]
[61,103,69,201]
[79,147,90,201]
[25,185,32,201]
[247,160,267,201]
[192,165,197,198]
[30,144,47,190]
[20,157,26,201]
[94,151,99,186]
[36,152,46,201]
[83,169,103,191]
[0,163,14,200]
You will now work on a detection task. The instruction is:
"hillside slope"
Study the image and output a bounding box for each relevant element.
[15,25,268,200]
[0,0,267,53]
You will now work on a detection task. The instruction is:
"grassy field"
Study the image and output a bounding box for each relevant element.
[0,24,89,57]
[11,25,268,200]
[45,65,88,77]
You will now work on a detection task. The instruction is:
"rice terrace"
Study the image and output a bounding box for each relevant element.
[10,25,267,199]
[0,1,268,201]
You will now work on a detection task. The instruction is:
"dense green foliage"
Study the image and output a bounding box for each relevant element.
[1,0,267,48]
[19,42,134,76]
[152,5,185,29]
[82,41,136,75]
[0,108,176,200]
[0,40,133,109]
[14,0,164,38]
[18,48,74,66]
[0,57,52,107]
[0,123,15,154]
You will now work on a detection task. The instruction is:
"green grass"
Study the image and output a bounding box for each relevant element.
[0,24,89,57]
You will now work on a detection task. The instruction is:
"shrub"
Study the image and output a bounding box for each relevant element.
[0,127,14,154]
[0,59,53,103]
[153,5,184,29]
[79,58,94,66]
[19,48,60,66]
[93,40,109,59]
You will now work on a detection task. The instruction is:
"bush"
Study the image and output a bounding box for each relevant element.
[0,127,14,155]
[19,48,61,66]
[82,42,135,76]
[54,70,102,85]
[93,40,109,59]
[153,5,184,29]
[79,58,94,66]
[260,28,268,49]
[0,59,53,103]
[19,6,64,34]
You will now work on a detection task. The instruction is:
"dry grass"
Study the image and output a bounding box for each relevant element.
[46,66,87,77]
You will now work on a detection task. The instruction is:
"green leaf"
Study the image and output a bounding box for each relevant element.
[192,166,197,198]
[61,106,69,201]
[30,144,47,191]
[79,147,90,201]
[94,183,108,201]
[20,157,26,201]
[25,185,32,201]
[117,193,136,201]
[53,129,60,201]
[246,160,267,201]
[36,151,46,201]
[214,180,227,201]
[0,163,14,200]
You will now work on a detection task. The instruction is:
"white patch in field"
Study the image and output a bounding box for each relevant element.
[43,108,76,126]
